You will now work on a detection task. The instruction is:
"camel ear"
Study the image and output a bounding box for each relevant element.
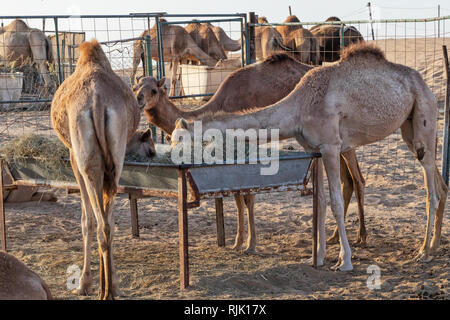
[157,77,166,87]
[140,128,152,141]
[135,75,143,84]
[174,118,188,129]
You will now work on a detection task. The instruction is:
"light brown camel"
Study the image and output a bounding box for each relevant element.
[0,19,54,92]
[134,53,367,251]
[173,42,448,270]
[126,128,156,159]
[310,16,364,63]
[205,23,241,53]
[254,17,294,60]
[51,39,141,299]
[276,15,319,65]
[0,251,52,300]
[130,19,217,95]
[185,23,227,61]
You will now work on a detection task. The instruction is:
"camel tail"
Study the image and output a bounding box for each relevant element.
[91,94,117,204]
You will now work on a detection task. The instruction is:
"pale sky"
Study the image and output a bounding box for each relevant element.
[1,0,449,22]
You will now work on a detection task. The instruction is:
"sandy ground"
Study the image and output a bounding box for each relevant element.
[1,38,449,300]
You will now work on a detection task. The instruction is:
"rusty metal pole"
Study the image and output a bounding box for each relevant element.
[0,160,6,251]
[215,198,225,247]
[248,12,256,64]
[128,194,139,238]
[312,158,319,268]
[441,45,450,185]
[178,169,189,289]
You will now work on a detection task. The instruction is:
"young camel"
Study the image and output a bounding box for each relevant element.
[134,53,367,251]
[276,15,320,65]
[205,23,241,53]
[51,40,141,299]
[185,23,227,61]
[0,252,52,299]
[130,19,217,94]
[255,17,294,60]
[173,42,448,270]
[0,19,54,93]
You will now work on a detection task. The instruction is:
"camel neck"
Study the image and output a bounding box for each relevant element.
[191,96,301,142]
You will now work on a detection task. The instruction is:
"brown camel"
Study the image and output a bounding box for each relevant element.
[134,53,367,251]
[51,39,141,299]
[276,15,319,65]
[310,16,364,63]
[126,128,156,159]
[205,23,241,53]
[130,19,217,95]
[0,251,52,300]
[0,19,54,92]
[185,23,227,61]
[254,17,294,60]
[173,42,448,271]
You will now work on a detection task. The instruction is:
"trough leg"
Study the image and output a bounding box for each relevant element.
[128,194,139,238]
[0,160,6,252]
[215,198,225,247]
[178,169,189,289]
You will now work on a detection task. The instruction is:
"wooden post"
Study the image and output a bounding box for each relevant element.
[178,169,189,289]
[248,12,256,64]
[442,45,450,185]
[128,194,139,238]
[0,160,6,252]
[215,198,225,247]
[312,158,319,268]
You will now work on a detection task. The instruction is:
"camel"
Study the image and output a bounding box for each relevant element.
[126,128,156,159]
[204,23,241,53]
[310,17,364,63]
[0,19,54,93]
[172,42,448,271]
[130,19,217,96]
[0,251,52,299]
[254,17,294,60]
[51,39,141,299]
[276,15,320,65]
[185,23,227,62]
[134,53,367,252]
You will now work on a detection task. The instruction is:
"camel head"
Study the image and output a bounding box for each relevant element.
[126,128,156,159]
[133,76,166,109]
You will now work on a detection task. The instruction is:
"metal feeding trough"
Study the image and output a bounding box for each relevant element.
[0,151,321,290]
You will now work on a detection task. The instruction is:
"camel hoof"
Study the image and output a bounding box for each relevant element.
[243,246,256,254]
[331,259,353,272]
[73,287,92,296]
[304,257,324,267]
[414,251,433,263]
[355,238,367,248]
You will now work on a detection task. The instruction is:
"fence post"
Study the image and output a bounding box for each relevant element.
[156,16,165,79]
[248,12,256,64]
[340,23,345,49]
[53,18,64,85]
[441,45,450,185]
[144,35,153,77]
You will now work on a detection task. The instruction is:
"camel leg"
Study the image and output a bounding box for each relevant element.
[28,32,52,93]
[130,41,143,85]
[327,155,354,245]
[170,58,179,97]
[243,194,256,254]
[321,144,353,271]
[343,150,367,246]
[231,194,245,250]
[400,118,448,261]
[69,152,95,296]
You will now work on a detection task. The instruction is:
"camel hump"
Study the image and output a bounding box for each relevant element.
[340,42,385,61]
[264,53,295,64]
[78,39,108,65]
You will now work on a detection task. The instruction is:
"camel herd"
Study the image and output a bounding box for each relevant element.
[0,15,447,300]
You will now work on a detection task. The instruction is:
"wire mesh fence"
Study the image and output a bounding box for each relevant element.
[252,15,450,185]
[0,13,449,186]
